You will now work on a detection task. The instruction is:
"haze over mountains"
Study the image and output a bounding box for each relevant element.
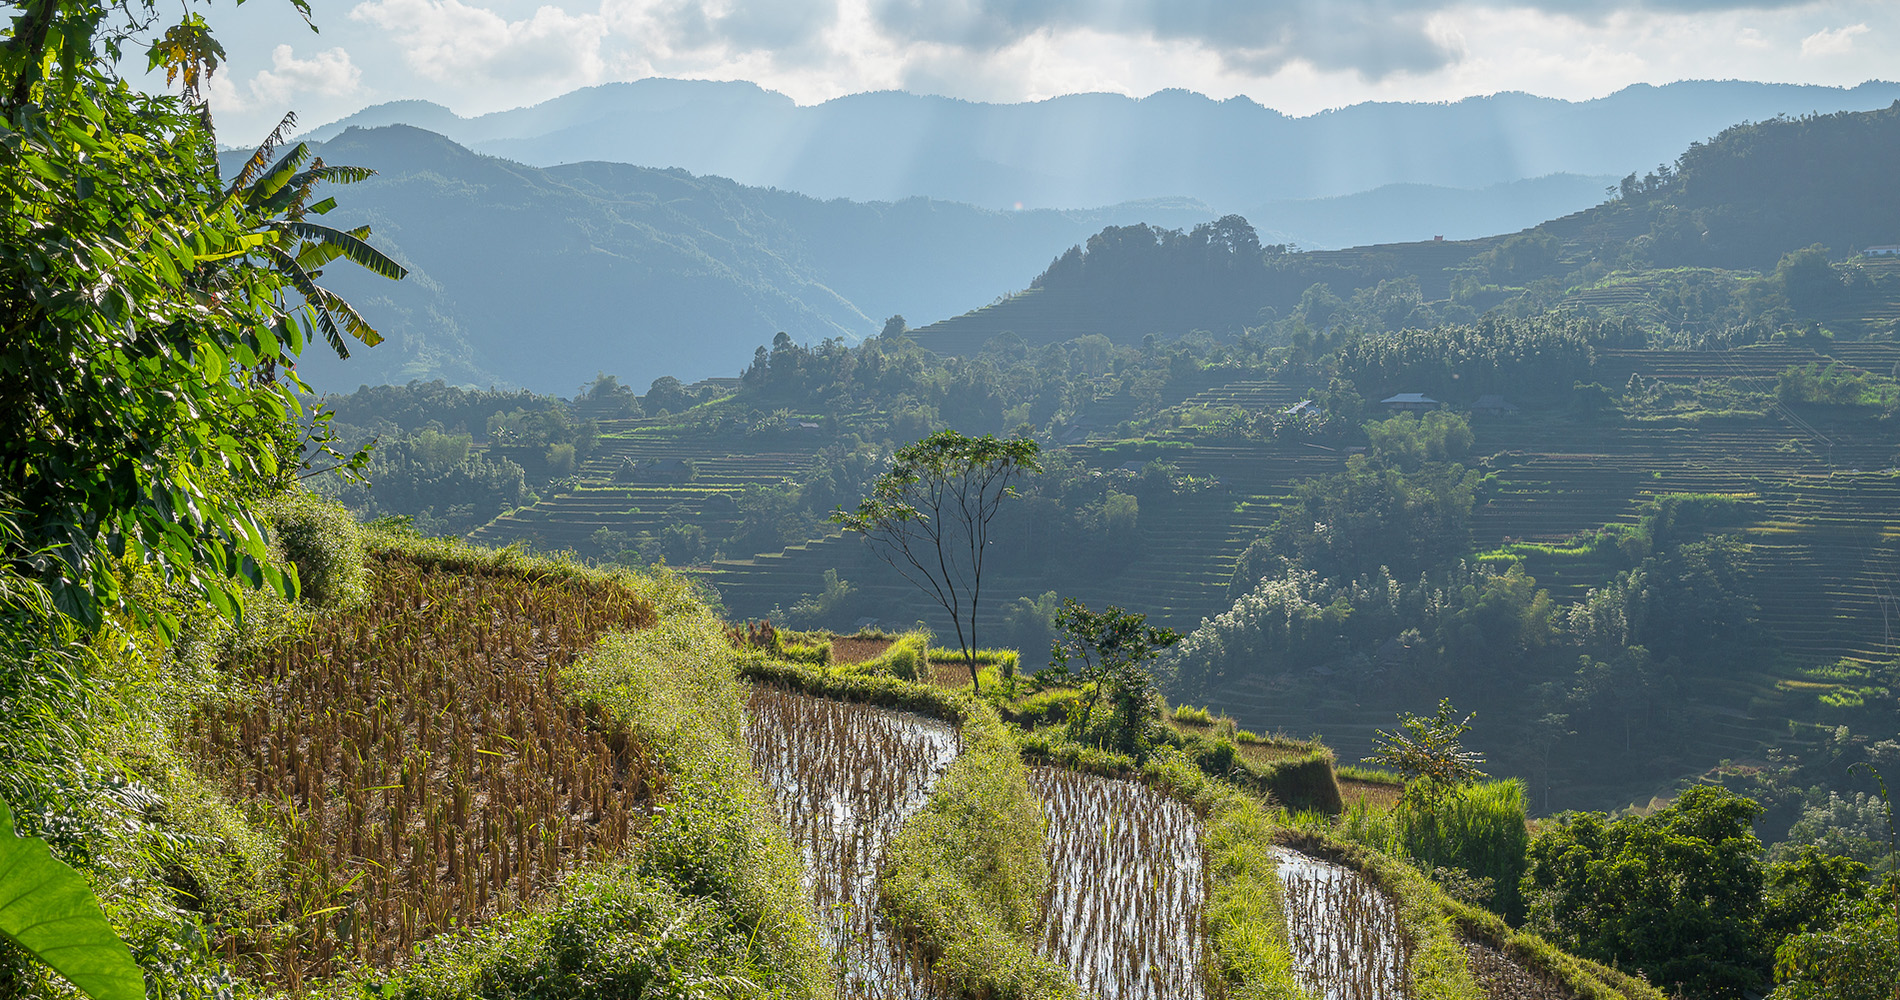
[304,78,1900,211]
[289,78,1900,396]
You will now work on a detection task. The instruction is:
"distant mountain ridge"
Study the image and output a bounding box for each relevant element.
[303,79,1900,212]
[283,127,1620,396]
[910,101,1900,353]
[284,126,1229,395]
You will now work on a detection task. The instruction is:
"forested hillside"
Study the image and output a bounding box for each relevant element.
[913,102,1900,352]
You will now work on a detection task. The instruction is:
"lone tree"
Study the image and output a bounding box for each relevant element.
[1045,599,1181,755]
[1366,698,1488,805]
[833,430,1040,692]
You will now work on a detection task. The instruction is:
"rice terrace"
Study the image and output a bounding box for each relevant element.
[5,6,1900,1000]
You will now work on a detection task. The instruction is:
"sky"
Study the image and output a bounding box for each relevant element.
[171,0,1899,144]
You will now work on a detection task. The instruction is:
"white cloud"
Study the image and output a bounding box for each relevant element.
[350,0,609,88]
[203,45,361,113]
[251,45,363,104]
[1800,23,1870,57]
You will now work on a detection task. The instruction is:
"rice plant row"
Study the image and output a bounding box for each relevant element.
[1030,768,1205,1000]
[745,685,961,998]
[1271,847,1412,1000]
[186,557,660,991]
[1460,941,1579,1000]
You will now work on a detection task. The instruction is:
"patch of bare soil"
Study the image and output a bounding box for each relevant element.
[830,636,895,663]
[1338,778,1405,811]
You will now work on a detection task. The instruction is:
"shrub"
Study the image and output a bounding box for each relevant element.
[848,631,930,682]
[1172,704,1217,725]
[259,490,366,610]
[372,865,797,1000]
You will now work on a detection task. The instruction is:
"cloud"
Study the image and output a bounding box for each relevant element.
[250,45,363,104]
[351,0,609,87]
[203,45,361,113]
[1801,22,1870,56]
[867,0,1462,79]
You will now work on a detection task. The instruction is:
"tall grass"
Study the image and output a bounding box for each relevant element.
[562,598,832,996]
[1334,780,1530,921]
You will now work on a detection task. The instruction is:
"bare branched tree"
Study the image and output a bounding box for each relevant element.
[832,431,1041,693]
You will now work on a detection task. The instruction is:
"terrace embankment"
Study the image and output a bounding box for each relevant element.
[1031,769,1205,1000]
[1461,942,1580,1000]
[746,686,961,997]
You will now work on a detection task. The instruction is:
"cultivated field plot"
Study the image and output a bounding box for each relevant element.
[746,687,961,997]
[1461,941,1579,1000]
[1271,848,1412,1000]
[1031,768,1205,1000]
[188,557,659,989]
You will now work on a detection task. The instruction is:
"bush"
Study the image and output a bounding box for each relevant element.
[844,631,930,682]
[373,865,797,1000]
[259,490,366,610]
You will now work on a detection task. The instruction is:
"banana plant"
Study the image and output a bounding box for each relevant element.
[209,112,409,361]
[0,798,145,1000]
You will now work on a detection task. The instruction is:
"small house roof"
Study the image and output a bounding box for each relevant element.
[1281,399,1315,416]
[1381,393,1439,405]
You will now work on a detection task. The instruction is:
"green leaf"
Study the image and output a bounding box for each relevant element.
[0,799,146,1000]
[279,221,407,280]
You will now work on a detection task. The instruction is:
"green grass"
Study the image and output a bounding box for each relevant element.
[1332,779,1533,921]
[880,706,1077,1000]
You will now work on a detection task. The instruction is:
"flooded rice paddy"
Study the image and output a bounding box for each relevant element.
[745,686,960,998]
[1271,847,1412,1000]
[1030,768,1205,1000]
[1461,940,1579,1000]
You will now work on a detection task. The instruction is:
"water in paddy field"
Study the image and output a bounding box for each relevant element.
[745,686,960,998]
[1271,848,1412,1000]
[1031,768,1205,1000]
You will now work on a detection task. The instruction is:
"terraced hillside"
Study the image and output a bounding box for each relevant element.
[467,428,815,553]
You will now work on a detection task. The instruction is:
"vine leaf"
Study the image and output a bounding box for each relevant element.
[0,799,145,1000]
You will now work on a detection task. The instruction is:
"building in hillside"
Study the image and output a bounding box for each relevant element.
[1864,245,1900,256]
[1380,392,1441,412]
[1469,394,1521,416]
[1281,399,1316,417]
